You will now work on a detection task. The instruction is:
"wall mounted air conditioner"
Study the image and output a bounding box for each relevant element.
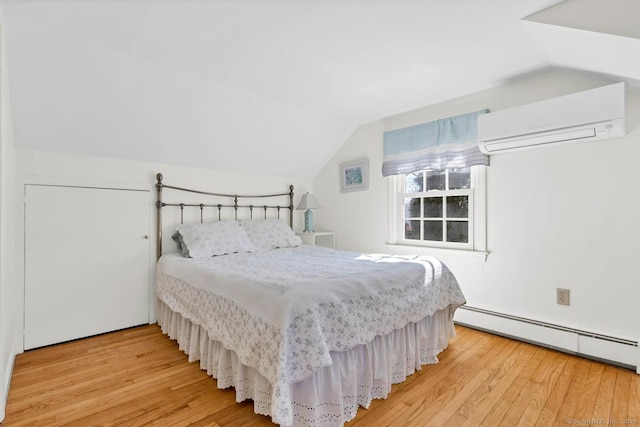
[478,82,625,154]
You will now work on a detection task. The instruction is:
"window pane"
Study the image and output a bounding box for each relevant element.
[423,197,443,218]
[447,221,468,243]
[404,198,421,217]
[449,168,471,190]
[404,220,420,240]
[423,220,443,241]
[446,195,468,218]
[405,172,423,193]
[426,170,445,191]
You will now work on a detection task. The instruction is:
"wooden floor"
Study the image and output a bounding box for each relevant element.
[4,324,639,426]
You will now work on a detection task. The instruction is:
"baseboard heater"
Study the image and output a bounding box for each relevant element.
[455,305,638,373]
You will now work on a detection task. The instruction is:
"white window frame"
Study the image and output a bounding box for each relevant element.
[388,165,487,254]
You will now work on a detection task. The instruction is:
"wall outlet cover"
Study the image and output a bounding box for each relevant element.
[557,288,570,306]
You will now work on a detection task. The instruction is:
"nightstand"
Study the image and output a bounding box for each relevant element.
[296,231,336,249]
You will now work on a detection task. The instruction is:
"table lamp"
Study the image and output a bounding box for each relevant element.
[296,193,321,233]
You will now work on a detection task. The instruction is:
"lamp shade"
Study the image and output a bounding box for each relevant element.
[296,193,321,210]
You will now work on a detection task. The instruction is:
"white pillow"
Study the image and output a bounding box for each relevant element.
[239,219,302,251]
[173,220,255,258]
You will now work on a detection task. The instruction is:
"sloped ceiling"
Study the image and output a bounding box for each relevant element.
[1,0,638,178]
[523,0,640,87]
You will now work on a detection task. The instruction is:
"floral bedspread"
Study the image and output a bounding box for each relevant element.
[155,246,465,423]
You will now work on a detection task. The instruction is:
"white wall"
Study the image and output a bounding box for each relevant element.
[13,150,312,356]
[313,70,640,349]
[0,23,18,421]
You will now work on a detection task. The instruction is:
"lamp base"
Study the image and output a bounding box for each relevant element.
[303,209,315,233]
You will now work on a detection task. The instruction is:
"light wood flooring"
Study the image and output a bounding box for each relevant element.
[4,324,639,426]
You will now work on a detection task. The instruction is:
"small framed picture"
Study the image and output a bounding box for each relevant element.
[339,158,369,193]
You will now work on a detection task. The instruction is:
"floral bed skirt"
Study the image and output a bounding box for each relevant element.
[156,299,457,426]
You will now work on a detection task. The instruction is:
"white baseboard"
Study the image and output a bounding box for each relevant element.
[0,347,16,422]
[455,306,638,372]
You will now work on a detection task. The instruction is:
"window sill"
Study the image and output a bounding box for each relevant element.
[386,243,488,261]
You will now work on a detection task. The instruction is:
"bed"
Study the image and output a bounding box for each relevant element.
[154,173,466,426]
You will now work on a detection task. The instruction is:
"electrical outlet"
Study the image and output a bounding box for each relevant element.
[557,288,570,306]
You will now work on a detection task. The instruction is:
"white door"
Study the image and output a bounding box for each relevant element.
[24,185,150,349]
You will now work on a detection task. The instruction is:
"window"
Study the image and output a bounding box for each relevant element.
[390,166,486,252]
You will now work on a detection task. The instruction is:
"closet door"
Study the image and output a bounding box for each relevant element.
[24,185,150,349]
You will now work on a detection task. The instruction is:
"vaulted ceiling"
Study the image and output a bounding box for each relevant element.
[2,0,638,178]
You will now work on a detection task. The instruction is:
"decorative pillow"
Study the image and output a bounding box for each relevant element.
[172,220,255,258]
[239,219,302,251]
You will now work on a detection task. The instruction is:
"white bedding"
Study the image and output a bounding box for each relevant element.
[156,245,465,425]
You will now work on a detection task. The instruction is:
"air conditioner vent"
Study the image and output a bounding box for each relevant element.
[478,83,625,155]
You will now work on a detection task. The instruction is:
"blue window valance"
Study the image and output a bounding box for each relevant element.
[382,109,489,177]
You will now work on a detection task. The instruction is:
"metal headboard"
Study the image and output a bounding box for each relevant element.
[155,173,294,260]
